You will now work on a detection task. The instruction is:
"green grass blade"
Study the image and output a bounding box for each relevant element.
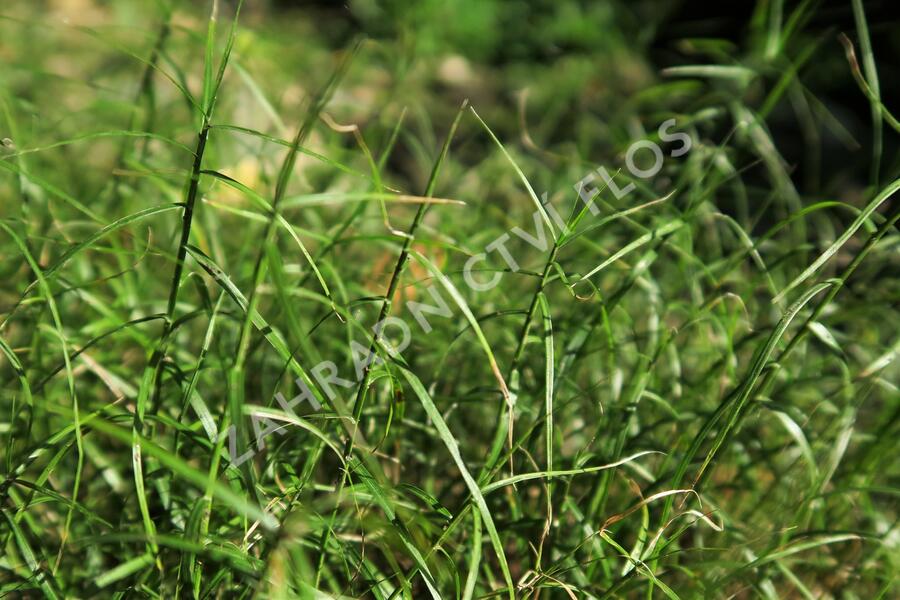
[773,177,900,303]
[398,365,515,600]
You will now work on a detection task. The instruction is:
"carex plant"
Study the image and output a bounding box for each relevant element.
[1,0,899,598]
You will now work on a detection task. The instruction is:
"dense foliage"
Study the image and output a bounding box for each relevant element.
[1,1,898,597]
